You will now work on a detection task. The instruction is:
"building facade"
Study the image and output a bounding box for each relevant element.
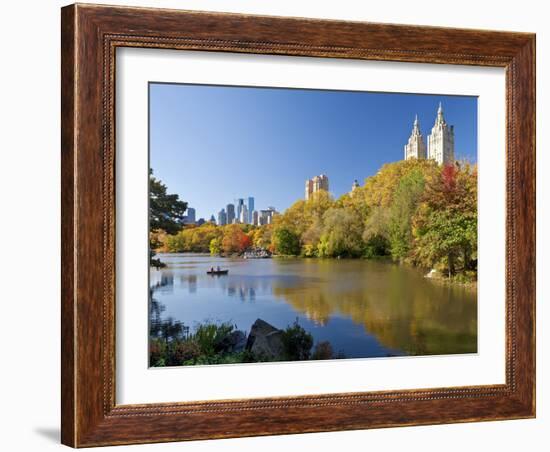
[404,103,455,166]
[259,207,277,225]
[236,198,244,222]
[217,208,227,226]
[427,103,455,165]
[239,205,249,224]
[182,207,196,225]
[226,203,235,224]
[247,197,255,224]
[305,174,329,200]
[404,115,427,160]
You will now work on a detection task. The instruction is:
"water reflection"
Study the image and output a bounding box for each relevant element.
[150,254,477,358]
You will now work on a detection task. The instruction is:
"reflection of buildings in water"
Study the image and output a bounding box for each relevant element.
[150,271,174,294]
[214,277,273,302]
[226,283,258,302]
[302,310,329,326]
[187,274,197,294]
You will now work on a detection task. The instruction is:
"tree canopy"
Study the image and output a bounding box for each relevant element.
[151,159,477,280]
[149,170,187,267]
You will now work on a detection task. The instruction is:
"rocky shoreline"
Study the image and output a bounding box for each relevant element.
[149,318,343,367]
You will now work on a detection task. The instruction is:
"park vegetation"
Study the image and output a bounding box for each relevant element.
[149,315,342,366]
[150,159,477,280]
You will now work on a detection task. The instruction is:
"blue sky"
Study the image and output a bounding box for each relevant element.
[150,83,477,220]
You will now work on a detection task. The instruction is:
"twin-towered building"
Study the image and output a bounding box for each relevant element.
[304,104,454,202]
[404,103,455,165]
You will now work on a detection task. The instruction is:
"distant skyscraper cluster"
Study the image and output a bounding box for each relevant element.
[305,174,329,200]
[215,197,277,227]
[404,103,455,165]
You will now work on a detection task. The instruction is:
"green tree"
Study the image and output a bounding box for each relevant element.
[363,206,390,245]
[149,169,187,267]
[413,209,476,276]
[321,207,364,257]
[273,228,301,256]
[387,169,425,260]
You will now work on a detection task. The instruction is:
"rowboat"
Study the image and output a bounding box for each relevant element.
[206,269,229,275]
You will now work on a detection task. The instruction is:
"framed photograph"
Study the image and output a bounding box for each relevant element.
[61,3,535,447]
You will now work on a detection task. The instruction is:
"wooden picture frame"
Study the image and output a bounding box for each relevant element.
[61,3,535,447]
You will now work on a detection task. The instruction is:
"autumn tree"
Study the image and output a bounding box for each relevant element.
[209,238,222,256]
[412,163,477,276]
[221,224,250,255]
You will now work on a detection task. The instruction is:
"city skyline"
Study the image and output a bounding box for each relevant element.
[183,195,277,226]
[150,83,477,219]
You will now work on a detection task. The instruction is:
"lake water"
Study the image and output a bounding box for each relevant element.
[150,253,477,359]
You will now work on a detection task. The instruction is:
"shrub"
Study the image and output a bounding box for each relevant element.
[281,320,313,360]
[149,339,167,366]
[312,341,334,360]
[192,322,235,356]
[169,340,201,365]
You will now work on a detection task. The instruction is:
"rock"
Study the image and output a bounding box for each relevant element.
[216,330,247,353]
[246,319,284,359]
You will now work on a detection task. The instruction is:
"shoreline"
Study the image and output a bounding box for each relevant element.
[153,251,477,287]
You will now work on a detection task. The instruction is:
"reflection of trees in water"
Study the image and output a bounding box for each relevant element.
[149,275,189,341]
[271,270,477,356]
[149,260,477,356]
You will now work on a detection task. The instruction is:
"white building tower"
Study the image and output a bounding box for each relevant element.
[427,103,455,165]
[404,115,427,161]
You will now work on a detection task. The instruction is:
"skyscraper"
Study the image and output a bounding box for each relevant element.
[236,198,244,222]
[404,104,455,166]
[305,174,329,200]
[427,103,455,165]
[247,197,255,224]
[239,205,248,224]
[404,115,427,160]
[182,207,196,224]
[226,203,235,224]
[259,207,277,225]
[218,208,227,226]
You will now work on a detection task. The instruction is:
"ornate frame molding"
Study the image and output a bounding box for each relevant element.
[61,4,535,447]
